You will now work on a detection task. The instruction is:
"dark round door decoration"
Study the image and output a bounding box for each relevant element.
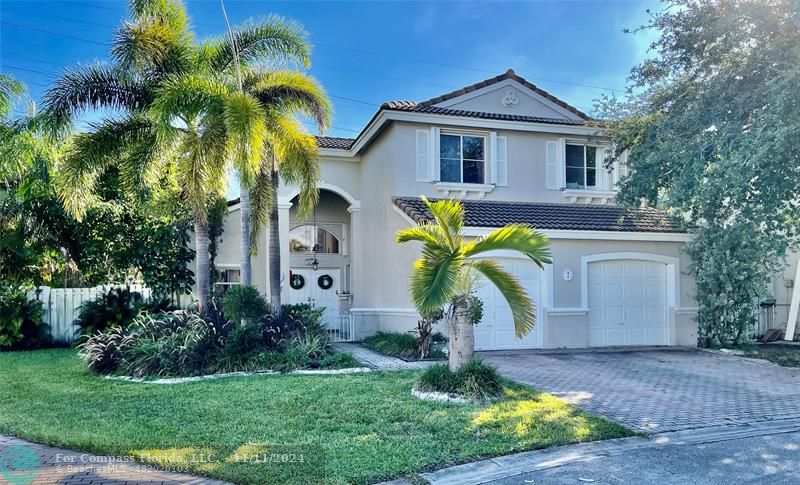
[289,273,305,290]
[318,274,334,290]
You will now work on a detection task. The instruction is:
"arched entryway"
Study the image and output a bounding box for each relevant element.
[286,189,354,333]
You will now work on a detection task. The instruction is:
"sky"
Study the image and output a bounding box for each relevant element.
[1,0,660,139]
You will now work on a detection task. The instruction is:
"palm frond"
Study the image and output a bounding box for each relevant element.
[247,161,273,254]
[0,74,25,118]
[173,113,227,223]
[422,196,464,251]
[396,222,448,248]
[112,21,192,76]
[42,64,152,131]
[224,91,266,186]
[54,115,154,219]
[469,259,536,338]
[409,247,464,315]
[149,73,228,134]
[266,115,320,219]
[206,16,310,72]
[463,224,552,267]
[246,70,331,132]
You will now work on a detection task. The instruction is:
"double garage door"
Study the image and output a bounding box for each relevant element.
[588,260,669,347]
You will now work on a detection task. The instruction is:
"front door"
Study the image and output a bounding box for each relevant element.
[289,268,341,327]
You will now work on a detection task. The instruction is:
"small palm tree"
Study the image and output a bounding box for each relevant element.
[397,197,551,371]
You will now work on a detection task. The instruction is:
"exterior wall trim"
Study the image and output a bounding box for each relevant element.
[462,227,691,242]
[548,307,589,316]
[350,307,418,316]
[284,182,360,207]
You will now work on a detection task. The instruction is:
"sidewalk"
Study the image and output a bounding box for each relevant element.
[0,434,231,485]
[334,342,439,370]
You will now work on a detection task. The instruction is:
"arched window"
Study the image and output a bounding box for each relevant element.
[289,225,340,254]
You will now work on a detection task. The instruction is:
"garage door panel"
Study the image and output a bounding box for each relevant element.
[588,260,668,347]
[474,258,542,351]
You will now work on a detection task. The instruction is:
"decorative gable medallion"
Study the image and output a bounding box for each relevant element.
[502,90,519,107]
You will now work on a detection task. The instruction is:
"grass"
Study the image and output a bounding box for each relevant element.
[0,349,632,484]
[747,344,800,367]
[362,331,445,360]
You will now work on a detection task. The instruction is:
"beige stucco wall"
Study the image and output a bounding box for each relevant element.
[387,121,610,204]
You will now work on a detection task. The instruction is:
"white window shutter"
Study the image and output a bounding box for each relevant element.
[595,147,608,190]
[416,129,431,182]
[545,140,560,190]
[488,132,498,184]
[496,136,508,186]
[429,127,441,181]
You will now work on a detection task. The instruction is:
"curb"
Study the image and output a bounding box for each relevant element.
[104,367,372,384]
[415,417,800,485]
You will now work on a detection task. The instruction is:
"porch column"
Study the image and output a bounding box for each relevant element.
[265,197,293,300]
[347,201,362,308]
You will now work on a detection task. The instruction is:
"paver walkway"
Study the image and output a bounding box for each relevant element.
[334,342,437,370]
[0,434,230,485]
[480,348,800,433]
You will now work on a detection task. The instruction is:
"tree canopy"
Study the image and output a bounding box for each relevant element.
[600,0,800,344]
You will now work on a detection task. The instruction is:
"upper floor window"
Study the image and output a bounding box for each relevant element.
[289,225,340,254]
[440,133,485,184]
[565,143,598,190]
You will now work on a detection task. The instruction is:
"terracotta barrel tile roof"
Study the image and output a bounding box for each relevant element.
[315,136,355,149]
[392,197,686,233]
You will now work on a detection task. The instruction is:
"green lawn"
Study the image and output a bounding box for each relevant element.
[0,349,631,484]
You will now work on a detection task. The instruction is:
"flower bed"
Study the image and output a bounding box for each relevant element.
[79,302,360,378]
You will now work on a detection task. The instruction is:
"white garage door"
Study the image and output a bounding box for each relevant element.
[588,260,668,346]
[474,258,543,350]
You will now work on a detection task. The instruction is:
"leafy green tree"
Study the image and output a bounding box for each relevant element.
[598,0,800,345]
[397,197,551,371]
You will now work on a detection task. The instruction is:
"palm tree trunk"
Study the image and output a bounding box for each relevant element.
[447,299,475,371]
[239,177,252,286]
[268,168,282,313]
[194,220,211,312]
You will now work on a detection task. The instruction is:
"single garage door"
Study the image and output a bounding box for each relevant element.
[474,258,543,350]
[588,260,668,346]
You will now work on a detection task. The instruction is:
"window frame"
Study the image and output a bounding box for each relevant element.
[289,224,341,255]
[565,142,600,191]
[439,131,487,184]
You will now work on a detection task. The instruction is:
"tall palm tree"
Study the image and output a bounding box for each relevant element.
[242,71,330,310]
[397,197,552,371]
[42,0,317,310]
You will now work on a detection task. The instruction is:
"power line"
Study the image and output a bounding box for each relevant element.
[1,65,59,78]
[0,21,108,46]
[2,13,624,93]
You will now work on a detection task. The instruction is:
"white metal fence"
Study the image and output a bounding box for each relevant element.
[32,284,150,343]
[328,313,356,342]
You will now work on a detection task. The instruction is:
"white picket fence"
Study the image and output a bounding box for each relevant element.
[32,284,151,343]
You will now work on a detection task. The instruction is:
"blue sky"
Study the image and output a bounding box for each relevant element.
[1,0,659,138]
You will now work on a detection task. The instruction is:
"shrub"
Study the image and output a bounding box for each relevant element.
[79,310,223,376]
[222,286,268,324]
[363,331,418,359]
[259,304,327,349]
[410,309,444,359]
[0,284,48,350]
[74,287,144,338]
[417,359,503,400]
[213,323,265,372]
[320,352,360,369]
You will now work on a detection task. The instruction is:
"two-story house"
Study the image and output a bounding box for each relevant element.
[217,69,699,350]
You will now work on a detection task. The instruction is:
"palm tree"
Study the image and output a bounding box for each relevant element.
[397,197,552,371]
[42,0,319,310]
[242,71,330,310]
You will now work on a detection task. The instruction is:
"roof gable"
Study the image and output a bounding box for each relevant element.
[418,69,588,121]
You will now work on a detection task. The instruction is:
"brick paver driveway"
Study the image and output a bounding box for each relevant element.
[480,348,800,433]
